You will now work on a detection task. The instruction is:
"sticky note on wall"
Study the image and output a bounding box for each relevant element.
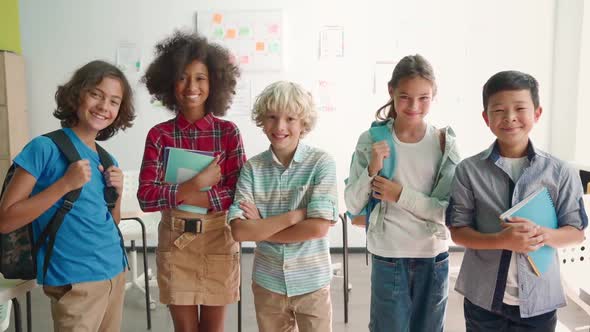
[226,29,237,39]
[213,27,224,39]
[269,41,280,53]
[268,24,280,34]
[239,27,251,37]
[213,13,223,24]
[256,42,265,51]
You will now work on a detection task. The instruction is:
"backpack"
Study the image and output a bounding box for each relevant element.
[345,120,397,228]
[0,130,120,280]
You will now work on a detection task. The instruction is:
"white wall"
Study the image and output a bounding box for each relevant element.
[575,1,590,166]
[550,0,590,167]
[19,0,559,247]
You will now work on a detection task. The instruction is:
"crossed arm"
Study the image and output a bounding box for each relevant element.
[230,201,332,243]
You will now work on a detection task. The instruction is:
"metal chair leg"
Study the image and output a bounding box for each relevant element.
[238,242,242,332]
[123,217,152,330]
[341,214,350,324]
[26,291,31,332]
[11,298,21,332]
[138,217,152,330]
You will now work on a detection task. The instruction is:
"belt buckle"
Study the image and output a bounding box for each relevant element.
[184,218,203,234]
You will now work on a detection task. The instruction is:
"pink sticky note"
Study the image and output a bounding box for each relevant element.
[240,56,250,64]
[268,24,279,34]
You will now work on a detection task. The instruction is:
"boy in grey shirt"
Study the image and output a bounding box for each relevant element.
[447,70,588,332]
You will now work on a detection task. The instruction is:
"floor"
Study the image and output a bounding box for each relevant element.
[5,251,590,332]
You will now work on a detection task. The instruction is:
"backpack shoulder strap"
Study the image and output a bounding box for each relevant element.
[369,121,396,179]
[95,143,114,169]
[42,130,82,206]
[95,143,119,211]
[36,130,83,281]
[43,130,81,164]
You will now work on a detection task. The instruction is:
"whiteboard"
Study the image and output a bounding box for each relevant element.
[196,10,284,72]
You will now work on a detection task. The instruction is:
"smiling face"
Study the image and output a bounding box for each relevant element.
[390,76,434,124]
[76,76,123,136]
[483,89,542,156]
[174,60,210,118]
[262,110,304,160]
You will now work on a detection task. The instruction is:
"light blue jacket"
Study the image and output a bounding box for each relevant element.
[344,119,460,239]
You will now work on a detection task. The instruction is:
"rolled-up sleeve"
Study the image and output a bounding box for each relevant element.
[446,162,475,228]
[307,154,339,222]
[227,161,254,223]
[556,165,588,230]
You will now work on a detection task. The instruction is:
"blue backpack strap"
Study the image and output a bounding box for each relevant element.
[345,120,397,231]
[364,121,396,226]
[369,120,396,179]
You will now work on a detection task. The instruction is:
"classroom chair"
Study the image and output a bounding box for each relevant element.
[559,194,590,325]
[120,170,159,330]
[332,214,351,323]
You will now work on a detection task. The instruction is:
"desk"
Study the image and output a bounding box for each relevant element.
[0,278,36,332]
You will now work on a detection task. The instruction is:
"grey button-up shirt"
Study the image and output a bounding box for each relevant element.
[447,141,588,318]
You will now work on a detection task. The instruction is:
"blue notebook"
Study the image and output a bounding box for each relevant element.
[164,147,215,214]
[499,187,558,276]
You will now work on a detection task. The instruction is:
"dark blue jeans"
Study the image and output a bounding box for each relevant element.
[464,298,557,332]
[369,251,449,332]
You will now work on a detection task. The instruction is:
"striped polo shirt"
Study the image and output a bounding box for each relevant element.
[228,143,339,296]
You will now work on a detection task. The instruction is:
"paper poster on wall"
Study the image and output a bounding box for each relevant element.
[319,26,344,58]
[316,80,337,113]
[228,79,252,116]
[197,10,283,72]
[116,42,141,73]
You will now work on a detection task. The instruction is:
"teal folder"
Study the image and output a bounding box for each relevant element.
[164,147,215,214]
[500,187,558,276]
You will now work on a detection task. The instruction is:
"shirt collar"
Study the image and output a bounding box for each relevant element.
[175,112,214,131]
[266,142,308,167]
[481,139,545,163]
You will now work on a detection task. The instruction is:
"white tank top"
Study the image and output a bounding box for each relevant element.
[367,123,446,258]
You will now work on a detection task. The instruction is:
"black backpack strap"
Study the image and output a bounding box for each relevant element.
[33,130,83,280]
[95,143,119,211]
[96,143,128,271]
[44,130,82,165]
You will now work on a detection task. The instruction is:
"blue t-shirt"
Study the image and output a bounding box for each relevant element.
[13,128,127,286]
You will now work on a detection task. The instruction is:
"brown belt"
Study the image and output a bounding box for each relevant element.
[161,209,228,249]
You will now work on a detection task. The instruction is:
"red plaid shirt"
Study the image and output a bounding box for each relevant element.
[137,113,246,212]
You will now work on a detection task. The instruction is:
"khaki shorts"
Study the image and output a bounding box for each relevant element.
[252,282,332,332]
[156,209,240,305]
[42,271,126,332]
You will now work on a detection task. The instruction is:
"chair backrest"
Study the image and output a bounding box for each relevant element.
[558,195,590,315]
[122,170,142,213]
[560,195,590,268]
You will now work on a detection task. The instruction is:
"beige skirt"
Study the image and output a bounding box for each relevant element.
[156,209,240,305]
